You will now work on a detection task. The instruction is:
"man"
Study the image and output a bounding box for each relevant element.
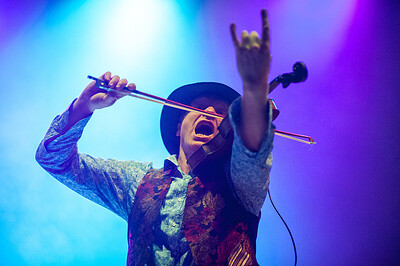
[36,9,274,265]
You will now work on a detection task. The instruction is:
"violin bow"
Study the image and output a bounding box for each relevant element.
[87,63,316,145]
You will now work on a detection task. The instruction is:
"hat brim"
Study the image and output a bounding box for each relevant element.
[160,82,240,155]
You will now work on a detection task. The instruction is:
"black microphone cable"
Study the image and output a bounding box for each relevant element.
[267,188,297,266]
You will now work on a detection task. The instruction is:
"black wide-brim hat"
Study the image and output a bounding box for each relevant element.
[160,82,240,155]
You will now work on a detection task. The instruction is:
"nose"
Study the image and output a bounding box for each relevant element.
[203,106,218,120]
[204,106,216,113]
[203,106,223,124]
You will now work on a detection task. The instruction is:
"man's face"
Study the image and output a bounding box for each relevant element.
[177,97,229,158]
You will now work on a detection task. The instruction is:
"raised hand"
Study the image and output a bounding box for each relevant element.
[230,10,272,152]
[230,9,271,92]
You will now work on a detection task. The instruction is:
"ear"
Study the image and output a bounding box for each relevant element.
[176,123,181,137]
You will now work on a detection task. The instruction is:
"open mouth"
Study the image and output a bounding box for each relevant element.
[195,120,215,137]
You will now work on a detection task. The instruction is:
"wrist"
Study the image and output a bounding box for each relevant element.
[72,97,94,118]
[242,83,269,103]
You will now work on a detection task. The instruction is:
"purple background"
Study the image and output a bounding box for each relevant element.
[0,0,399,264]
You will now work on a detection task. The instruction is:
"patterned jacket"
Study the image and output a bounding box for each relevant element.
[127,155,260,265]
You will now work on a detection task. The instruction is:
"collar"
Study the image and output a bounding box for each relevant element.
[163,155,185,179]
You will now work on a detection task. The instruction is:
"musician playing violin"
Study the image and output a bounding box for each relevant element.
[36,9,275,265]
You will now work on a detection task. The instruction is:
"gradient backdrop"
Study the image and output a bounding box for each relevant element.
[1,0,399,265]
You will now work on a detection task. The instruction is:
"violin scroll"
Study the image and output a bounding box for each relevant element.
[269,62,308,92]
[280,61,308,88]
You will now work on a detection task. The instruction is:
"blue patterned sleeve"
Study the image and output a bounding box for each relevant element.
[228,98,275,216]
[35,102,152,222]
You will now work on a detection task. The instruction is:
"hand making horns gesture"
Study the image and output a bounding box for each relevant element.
[230,9,271,92]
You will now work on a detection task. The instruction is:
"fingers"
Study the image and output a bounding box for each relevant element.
[231,9,269,51]
[261,9,270,48]
[116,78,128,90]
[108,75,120,88]
[249,31,261,49]
[102,71,112,82]
[127,83,136,92]
[230,23,240,48]
[81,71,135,111]
[100,73,134,101]
[240,30,260,50]
[233,25,261,51]
[241,30,250,49]
[99,72,135,92]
